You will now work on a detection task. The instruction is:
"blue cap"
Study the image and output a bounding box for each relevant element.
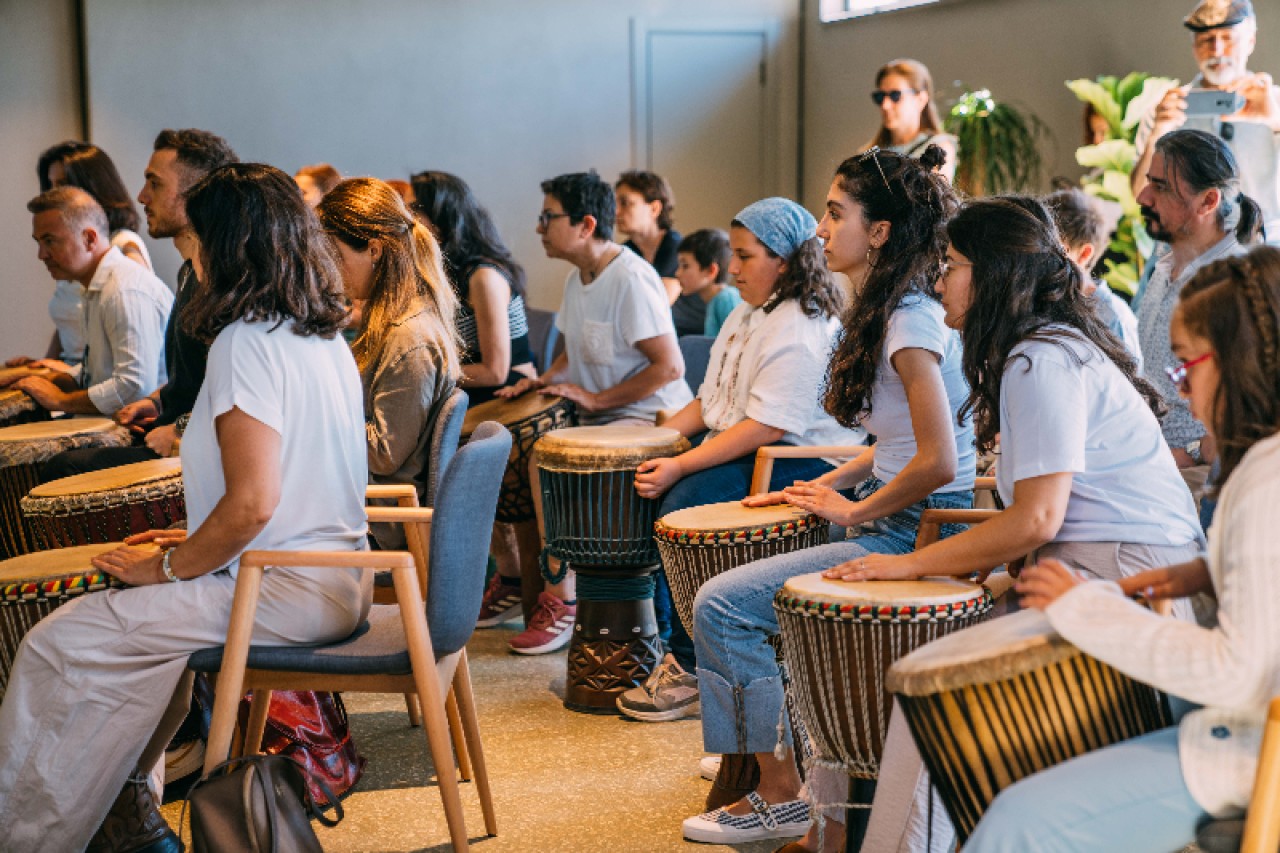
[733,197,817,259]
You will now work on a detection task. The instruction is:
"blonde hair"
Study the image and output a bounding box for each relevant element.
[869,58,944,151]
[318,177,461,380]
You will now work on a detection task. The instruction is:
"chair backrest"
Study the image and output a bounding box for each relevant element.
[524,307,560,373]
[426,421,511,656]
[419,387,469,506]
[678,334,715,396]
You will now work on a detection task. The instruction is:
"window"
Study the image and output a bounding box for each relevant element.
[819,0,944,23]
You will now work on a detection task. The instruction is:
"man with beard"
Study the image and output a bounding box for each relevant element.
[1134,129,1262,487]
[39,129,237,479]
[1131,0,1280,243]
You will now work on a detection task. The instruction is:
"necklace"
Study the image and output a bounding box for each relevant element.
[582,246,620,285]
[702,309,761,426]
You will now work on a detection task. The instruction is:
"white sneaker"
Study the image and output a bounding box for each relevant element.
[699,755,721,782]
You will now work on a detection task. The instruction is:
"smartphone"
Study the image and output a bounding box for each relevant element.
[1184,89,1245,116]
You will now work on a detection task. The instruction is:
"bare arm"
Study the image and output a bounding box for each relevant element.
[543,333,683,413]
[635,413,782,499]
[460,267,515,388]
[92,407,281,583]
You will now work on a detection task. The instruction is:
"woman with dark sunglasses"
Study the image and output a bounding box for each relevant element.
[866,58,957,182]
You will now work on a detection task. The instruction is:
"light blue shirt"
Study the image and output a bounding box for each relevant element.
[703,286,742,338]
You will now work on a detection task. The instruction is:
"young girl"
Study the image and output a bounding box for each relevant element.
[620,197,861,722]
[966,246,1280,851]
[680,147,976,849]
[319,177,461,549]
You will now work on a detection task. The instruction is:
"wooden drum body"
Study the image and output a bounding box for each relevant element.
[0,543,134,697]
[533,425,690,713]
[655,501,829,632]
[887,608,1172,841]
[774,574,993,779]
[0,419,131,559]
[21,458,185,550]
[462,394,575,524]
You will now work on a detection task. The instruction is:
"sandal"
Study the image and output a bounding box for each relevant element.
[682,790,810,844]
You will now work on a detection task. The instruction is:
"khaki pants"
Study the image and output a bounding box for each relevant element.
[0,566,371,853]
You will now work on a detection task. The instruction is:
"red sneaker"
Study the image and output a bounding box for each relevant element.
[507,591,576,655]
[476,574,523,628]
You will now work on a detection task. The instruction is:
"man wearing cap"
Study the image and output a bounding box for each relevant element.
[1131,0,1280,243]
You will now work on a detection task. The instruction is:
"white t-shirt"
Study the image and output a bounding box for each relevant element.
[555,247,693,423]
[699,299,864,451]
[859,296,975,492]
[995,330,1202,546]
[182,319,369,576]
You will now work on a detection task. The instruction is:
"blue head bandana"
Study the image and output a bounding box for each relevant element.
[733,197,817,259]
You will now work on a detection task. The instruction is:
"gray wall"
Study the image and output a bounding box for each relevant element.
[1,0,82,358]
[82,0,801,309]
[801,0,1280,210]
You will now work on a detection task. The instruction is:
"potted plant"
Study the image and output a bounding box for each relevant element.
[945,89,1049,197]
[1066,73,1179,296]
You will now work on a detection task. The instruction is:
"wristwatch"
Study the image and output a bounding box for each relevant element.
[1185,440,1204,465]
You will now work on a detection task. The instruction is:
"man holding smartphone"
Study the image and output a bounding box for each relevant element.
[1131,0,1280,244]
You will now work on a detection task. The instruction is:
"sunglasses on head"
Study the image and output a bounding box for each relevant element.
[859,146,894,195]
[871,88,919,106]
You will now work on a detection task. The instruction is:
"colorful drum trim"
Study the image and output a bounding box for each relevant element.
[653,514,824,547]
[1,568,122,605]
[773,589,993,624]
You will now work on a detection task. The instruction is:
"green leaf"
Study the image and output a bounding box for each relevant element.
[1115,72,1149,109]
[1076,139,1137,173]
[1067,79,1123,131]
[1103,259,1139,296]
[1123,77,1180,131]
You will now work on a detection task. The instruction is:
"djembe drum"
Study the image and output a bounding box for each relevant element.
[0,389,45,431]
[534,425,689,713]
[0,419,130,559]
[462,394,576,524]
[887,608,1172,842]
[0,542,137,697]
[21,457,185,550]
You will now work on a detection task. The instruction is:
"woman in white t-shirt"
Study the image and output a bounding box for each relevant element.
[842,196,1205,853]
[622,196,860,717]
[681,146,977,849]
[0,163,371,852]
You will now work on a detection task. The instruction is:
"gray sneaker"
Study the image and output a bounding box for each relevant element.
[616,659,699,721]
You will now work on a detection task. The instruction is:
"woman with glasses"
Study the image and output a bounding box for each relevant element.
[681,145,975,850]
[844,196,1204,851]
[965,246,1280,852]
[867,58,957,182]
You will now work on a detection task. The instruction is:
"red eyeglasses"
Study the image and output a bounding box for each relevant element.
[1165,352,1214,393]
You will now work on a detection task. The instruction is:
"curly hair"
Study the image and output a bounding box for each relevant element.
[947,196,1163,453]
[1177,246,1280,491]
[182,163,347,343]
[319,177,462,379]
[822,145,959,427]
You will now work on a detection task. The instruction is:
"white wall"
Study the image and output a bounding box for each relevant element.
[0,0,82,358]
[800,0,1280,210]
[82,0,801,309]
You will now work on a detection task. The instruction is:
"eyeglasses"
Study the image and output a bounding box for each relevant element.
[939,258,973,278]
[860,146,894,195]
[871,88,919,106]
[537,211,571,229]
[1165,351,1214,394]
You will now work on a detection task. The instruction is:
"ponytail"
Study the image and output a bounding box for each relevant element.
[1237,192,1265,245]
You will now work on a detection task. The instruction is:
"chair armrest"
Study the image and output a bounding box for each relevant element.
[366,484,420,506]
[365,506,434,525]
[975,476,996,493]
[749,445,869,495]
[239,549,415,571]
[1242,696,1280,853]
[913,508,1000,549]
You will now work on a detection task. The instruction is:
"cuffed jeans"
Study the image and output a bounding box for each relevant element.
[654,436,836,671]
[693,479,972,755]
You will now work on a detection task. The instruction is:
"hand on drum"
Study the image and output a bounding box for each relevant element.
[540,383,601,412]
[91,544,166,585]
[1014,558,1083,610]
[778,482,855,526]
[823,552,920,582]
[145,423,180,457]
[11,376,65,410]
[124,528,188,549]
[741,489,787,507]
[3,355,35,369]
[635,457,683,499]
[115,397,160,430]
[494,376,543,399]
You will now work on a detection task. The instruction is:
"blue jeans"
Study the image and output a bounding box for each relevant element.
[654,436,836,671]
[693,478,972,754]
[963,727,1203,852]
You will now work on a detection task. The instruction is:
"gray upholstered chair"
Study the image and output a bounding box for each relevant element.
[524,306,561,373]
[366,385,468,511]
[678,333,715,396]
[191,421,512,852]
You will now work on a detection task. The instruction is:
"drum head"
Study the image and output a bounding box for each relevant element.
[780,572,986,609]
[463,393,568,435]
[28,458,182,499]
[886,608,1073,696]
[0,418,118,444]
[656,500,824,542]
[534,425,688,470]
[0,542,135,584]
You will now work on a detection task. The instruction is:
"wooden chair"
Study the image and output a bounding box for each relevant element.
[1194,696,1280,853]
[191,421,512,851]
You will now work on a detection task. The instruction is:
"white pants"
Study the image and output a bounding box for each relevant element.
[0,565,371,853]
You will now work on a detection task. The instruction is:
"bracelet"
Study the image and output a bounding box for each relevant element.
[162,548,182,583]
[175,413,191,437]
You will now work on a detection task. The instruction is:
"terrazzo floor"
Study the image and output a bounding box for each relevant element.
[161,622,784,853]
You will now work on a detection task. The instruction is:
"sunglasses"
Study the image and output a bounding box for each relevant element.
[871,88,919,106]
[1165,351,1214,394]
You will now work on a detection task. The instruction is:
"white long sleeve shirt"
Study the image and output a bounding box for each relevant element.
[1045,430,1280,816]
[78,247,172,414]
